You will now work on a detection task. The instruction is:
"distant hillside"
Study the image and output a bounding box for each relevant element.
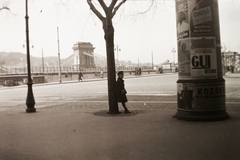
[0,52,151,70]
[0,52,73,67]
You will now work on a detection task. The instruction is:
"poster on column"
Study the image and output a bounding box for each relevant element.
[176,0,189,40]
[178,39,191,78]
[188,0,217,78]
[177,82,226,111]
[176,0,218,79]
[190,37,217,78]
[189,0,215,37]
[193,82,225,111]
[176,0,191,79]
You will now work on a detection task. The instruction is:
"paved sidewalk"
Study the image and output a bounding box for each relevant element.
[0,72,239,159]
[0,101,239,160]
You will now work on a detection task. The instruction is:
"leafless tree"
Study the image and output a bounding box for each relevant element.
[87,0,157,114]
[87,0,127,114]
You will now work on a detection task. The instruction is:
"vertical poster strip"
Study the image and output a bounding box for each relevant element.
[178,39,191,79]
[212,0,223,78]
[176,0,224,80]
[176,0,191,79]
[176,0,189,40]
[189,0,214,38]
[188,0,218,79]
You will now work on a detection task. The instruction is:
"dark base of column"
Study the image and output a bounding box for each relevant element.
[26,108,36,113]
[174,110,230,121]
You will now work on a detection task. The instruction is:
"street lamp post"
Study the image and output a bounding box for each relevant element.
[151,52,154,70]
[25,0,36,113]
[138,57,139,68]
[57,27,62,83]
[42,48,44,73]
[172,48,176,73]
[78,55,81,71]
[114,45,120,70]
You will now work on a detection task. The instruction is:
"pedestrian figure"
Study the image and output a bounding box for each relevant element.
[78,71,83,81]
[175,67,178,73]
[100,70,104,78]
[116,71,131,113]
[135,68,139,76]
[139,68,142,75]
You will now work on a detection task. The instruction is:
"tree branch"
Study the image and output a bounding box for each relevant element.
[135,0,155,16]
[109,0,118,11]
[112,0,127,18]
[0,6,10,11]
[98,0,108,11]
[87,0,105,21]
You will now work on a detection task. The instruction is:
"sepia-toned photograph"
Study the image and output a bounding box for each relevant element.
[0,0,240,159]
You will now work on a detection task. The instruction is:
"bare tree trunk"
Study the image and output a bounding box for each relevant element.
[86,0,128,114]
[103,16,119,114]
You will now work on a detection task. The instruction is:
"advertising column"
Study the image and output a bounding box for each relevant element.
[174,0,229,121]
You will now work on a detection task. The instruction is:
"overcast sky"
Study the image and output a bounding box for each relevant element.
[0,0,240,64]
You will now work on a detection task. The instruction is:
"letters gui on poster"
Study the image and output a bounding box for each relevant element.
[190,37,217,78]
[176,0,217,79]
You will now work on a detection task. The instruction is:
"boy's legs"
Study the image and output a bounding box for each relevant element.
[122,102,130,113]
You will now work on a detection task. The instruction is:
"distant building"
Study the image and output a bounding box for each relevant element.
[72,42,95,70]
[222,51,239,73]
[160,62,177,73]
